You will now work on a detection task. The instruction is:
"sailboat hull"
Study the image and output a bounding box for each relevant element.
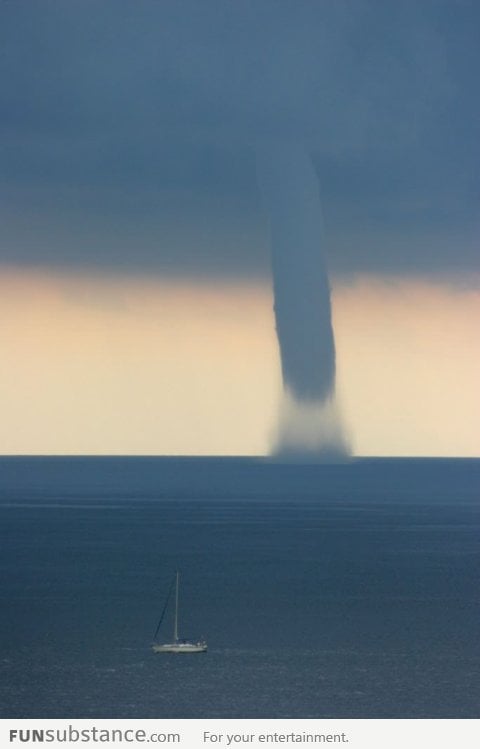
[152,571,207,654]
[152,642,207,654]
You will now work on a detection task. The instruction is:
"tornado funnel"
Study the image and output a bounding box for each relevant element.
[256,143,336,403]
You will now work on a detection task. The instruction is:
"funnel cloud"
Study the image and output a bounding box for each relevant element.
[257,143,348,458]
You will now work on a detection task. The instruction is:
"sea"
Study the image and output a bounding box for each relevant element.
[0,456,479,719]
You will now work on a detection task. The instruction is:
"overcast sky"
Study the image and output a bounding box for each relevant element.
[1,0,479,280]
[1,1,479,456]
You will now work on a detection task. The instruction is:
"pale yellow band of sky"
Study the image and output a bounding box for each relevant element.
[1,268,478,456]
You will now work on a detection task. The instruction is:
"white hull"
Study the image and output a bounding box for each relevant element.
[152,642,207,654]
[152,572,207,654]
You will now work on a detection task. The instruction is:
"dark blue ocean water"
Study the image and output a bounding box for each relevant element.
[0,457,479,718]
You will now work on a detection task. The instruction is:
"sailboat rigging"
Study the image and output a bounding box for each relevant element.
[152,571,207,654]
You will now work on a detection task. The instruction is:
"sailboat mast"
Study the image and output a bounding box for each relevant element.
[173,570,179,642]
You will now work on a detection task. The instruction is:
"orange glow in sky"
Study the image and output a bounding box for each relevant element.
[1,268,478,456]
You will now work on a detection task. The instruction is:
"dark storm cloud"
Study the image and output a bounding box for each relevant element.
[0,0,478,278]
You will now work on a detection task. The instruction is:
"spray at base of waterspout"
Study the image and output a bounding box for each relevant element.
[271,392,351,463]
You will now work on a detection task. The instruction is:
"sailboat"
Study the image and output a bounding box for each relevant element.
[152,571,207,654]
